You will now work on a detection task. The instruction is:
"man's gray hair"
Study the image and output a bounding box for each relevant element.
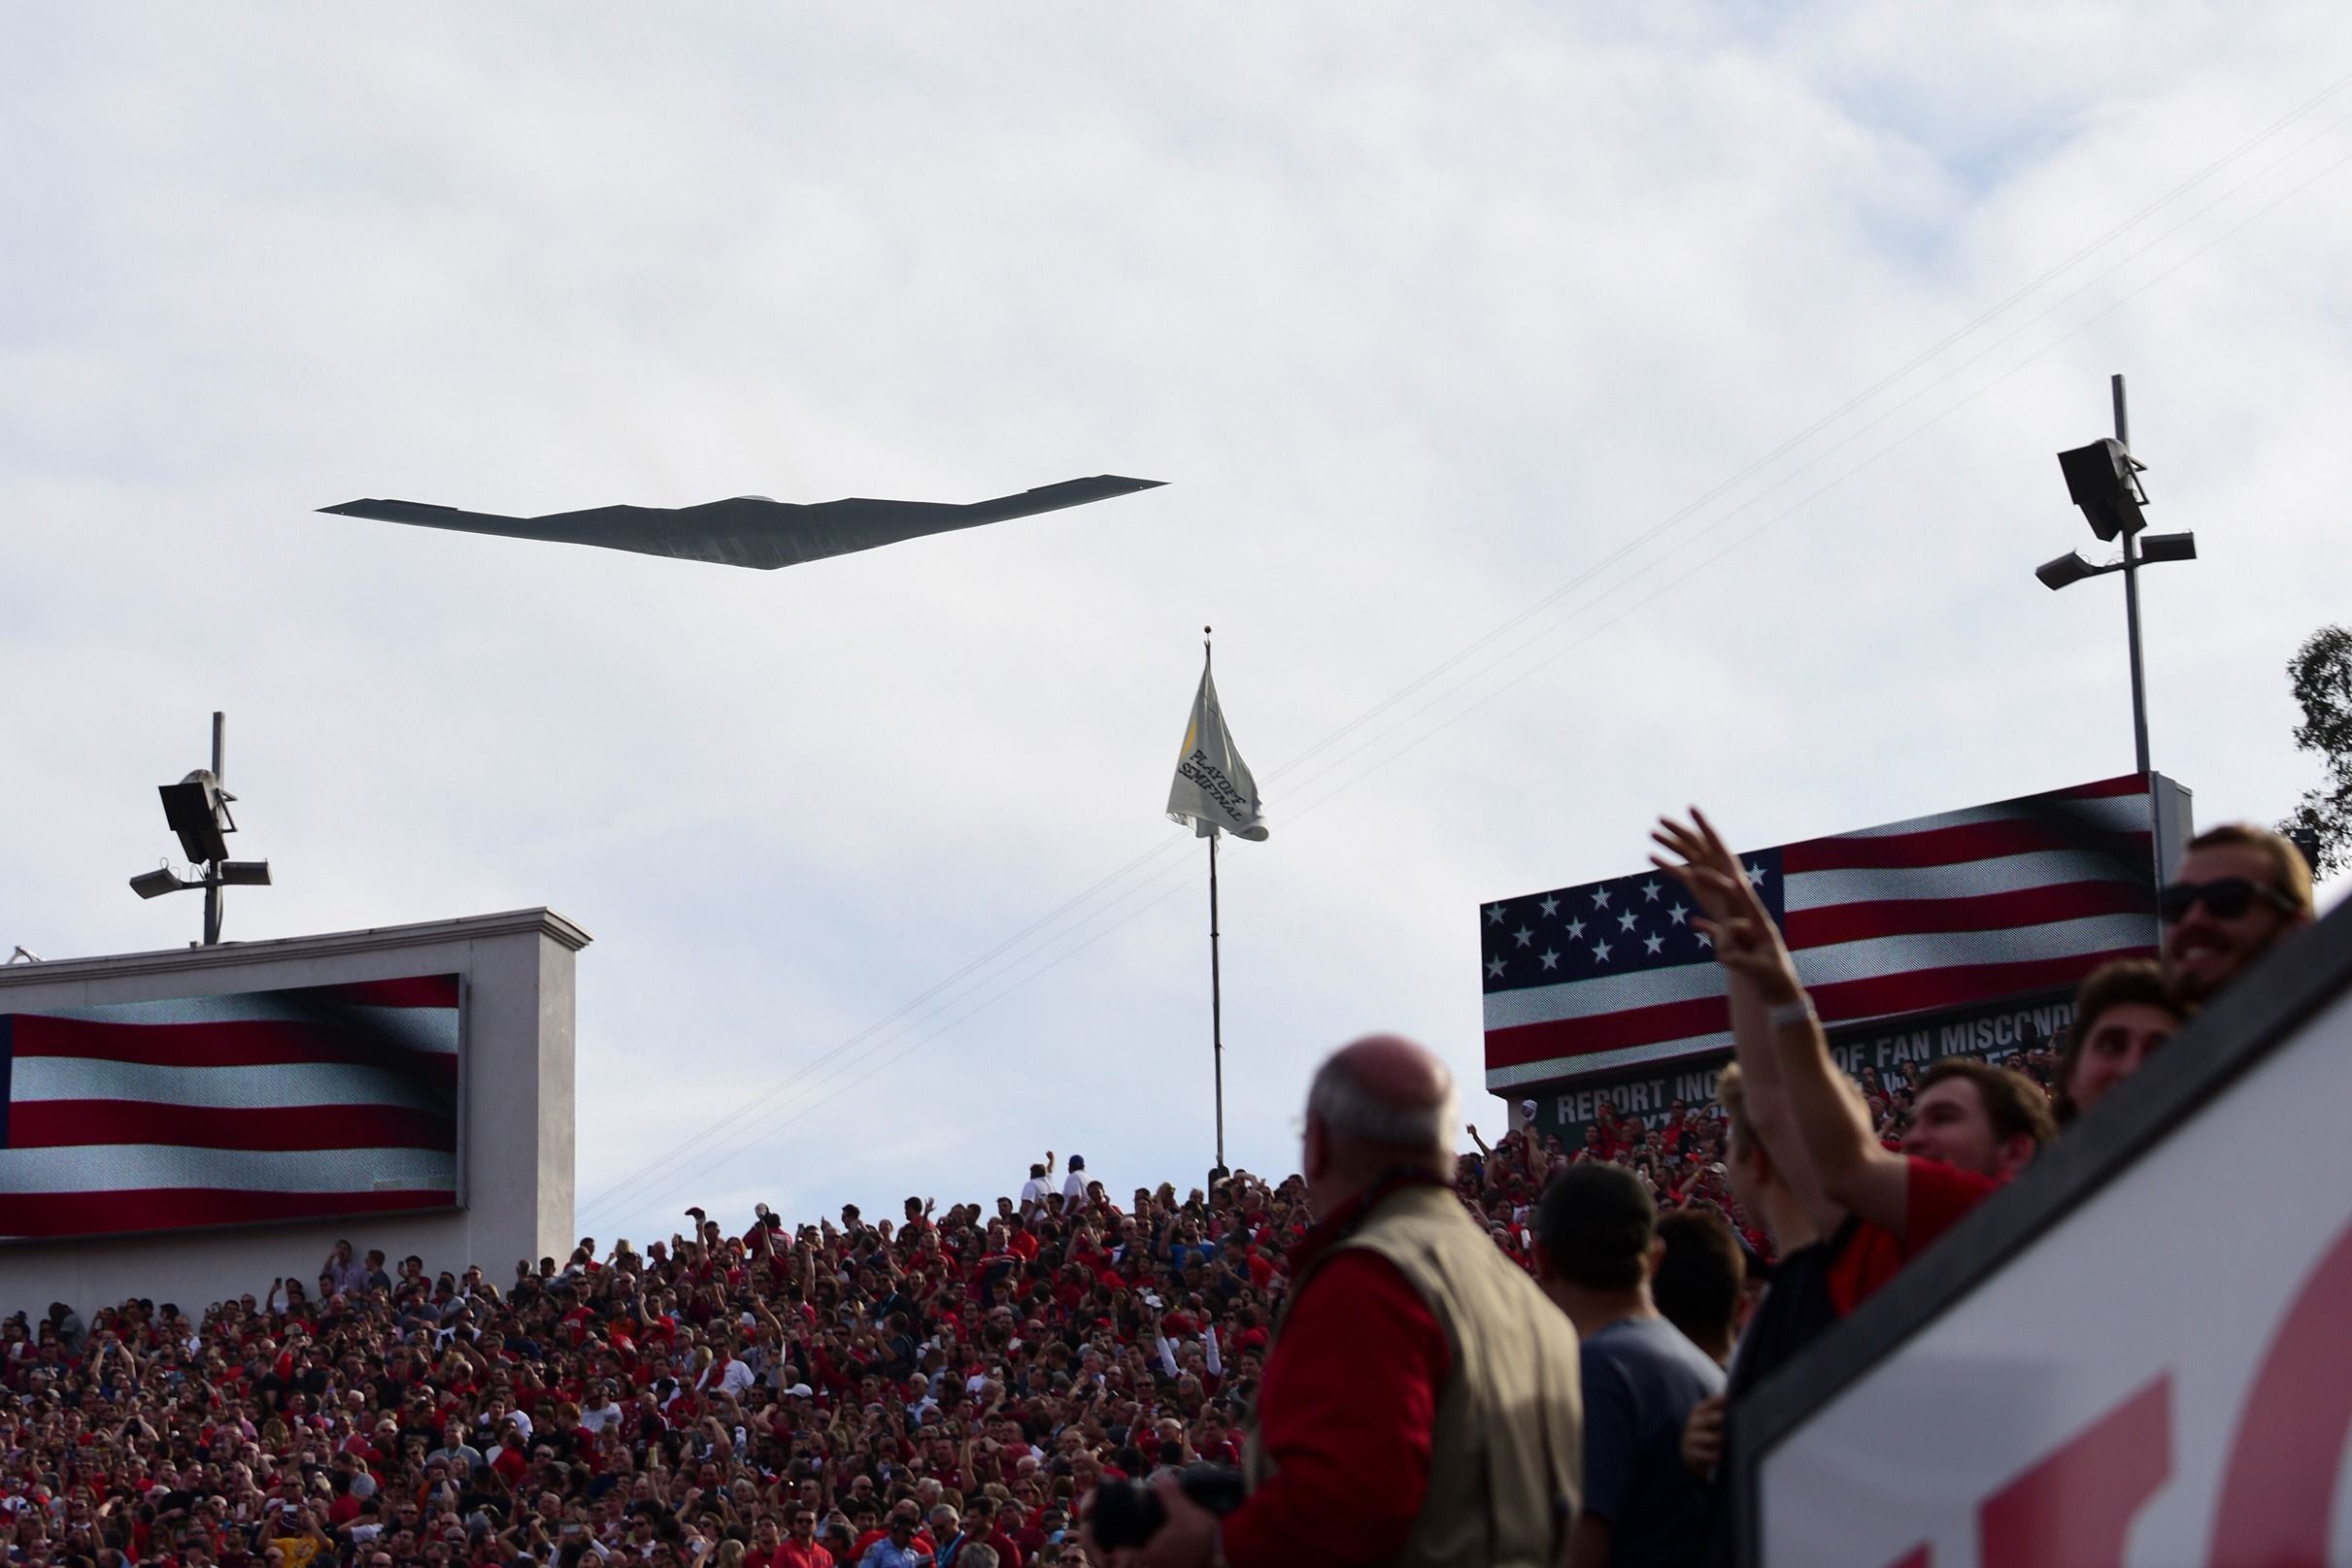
[1307,1050,1456,1154]
[961,1548,999,1568]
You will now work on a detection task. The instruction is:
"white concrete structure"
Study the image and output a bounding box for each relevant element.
[0,908,587,1318]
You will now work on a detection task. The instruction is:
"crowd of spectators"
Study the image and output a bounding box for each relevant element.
[0,1117,1799,1568]
[7,1128,1591,1568]
[1467,1100,1764,1275]
[1,1108,1776,1568]
[2,1155,1304,1568]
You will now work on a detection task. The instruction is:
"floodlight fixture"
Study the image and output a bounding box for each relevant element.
[128,712,268,945]
[7,946,40,964]
[2057,437,2149,541]
[2137,529,2198,566]
[2035,550,2109,592]
[130,866,193,899]
[159,770,234,865]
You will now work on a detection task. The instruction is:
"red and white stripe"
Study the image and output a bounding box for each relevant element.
[1,975,459,1241]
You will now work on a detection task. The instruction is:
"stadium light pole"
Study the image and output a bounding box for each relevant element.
[127,711,272,945]
[2036,375,2197,776]
[204,710,224,945]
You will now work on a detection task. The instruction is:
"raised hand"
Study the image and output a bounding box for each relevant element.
[1650,810,1758,926]
[1652,809,1802,1006]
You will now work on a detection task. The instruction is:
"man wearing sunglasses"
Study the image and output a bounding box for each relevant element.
[2163,824,2314,1005]
[776,1509,829,1568]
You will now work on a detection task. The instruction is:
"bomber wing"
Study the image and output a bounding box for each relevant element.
[320,475,1164,570]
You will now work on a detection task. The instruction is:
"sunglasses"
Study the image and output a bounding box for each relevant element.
[2160,877,2295,923]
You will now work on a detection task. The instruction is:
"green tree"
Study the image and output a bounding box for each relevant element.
[2280,624,2352,876]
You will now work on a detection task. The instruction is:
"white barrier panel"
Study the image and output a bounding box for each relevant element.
[1740,898,2352,1568]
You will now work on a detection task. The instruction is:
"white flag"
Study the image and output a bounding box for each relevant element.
[1166,654,1269,841]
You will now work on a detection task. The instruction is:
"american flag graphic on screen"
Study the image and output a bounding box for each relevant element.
[0,975,460,1240]
[1483,776,2161,1089]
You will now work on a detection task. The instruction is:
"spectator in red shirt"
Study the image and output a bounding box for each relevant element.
[740,1518,785,1568]
[1121,1034,1580,1568]
[1660,1101,1690,1157]
[776,1506,832,1568]
[1655,809,2052,1272]
[1594,1102,1634,1162]
[487,1428,528,1488]
[950,1497,1023,1568]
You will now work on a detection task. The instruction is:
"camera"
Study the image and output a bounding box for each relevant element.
[1086,1466,1245,1550]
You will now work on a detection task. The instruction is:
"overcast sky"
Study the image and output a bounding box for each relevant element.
[6,5,2349,1247]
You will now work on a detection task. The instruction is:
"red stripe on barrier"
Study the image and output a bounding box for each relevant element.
[0,1187,458,1241]
[1484,994,1731,1068]
[1807,948,2155,1024]
[11,1018,455,1079]
[2052,774,2153,800]
[5,1101,455,1151]
[1786,819,2152,874]
[321,976,461,1009]
[1785,882,2157,950]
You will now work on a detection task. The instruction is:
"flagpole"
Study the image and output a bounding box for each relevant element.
[1205,626,1227,1175]
[1209,824,1226,1173]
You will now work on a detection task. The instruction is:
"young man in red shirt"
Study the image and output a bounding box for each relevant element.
[774,1507,832,1568]
[953,1497,1025,1568]
[1655,810,2053,1294]
[1813,1056,2051,1298]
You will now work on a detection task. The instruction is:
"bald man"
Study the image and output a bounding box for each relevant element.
[1129,1035,1583,1568]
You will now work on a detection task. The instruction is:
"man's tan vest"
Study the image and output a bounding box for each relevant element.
[1244,1182,1582,1568]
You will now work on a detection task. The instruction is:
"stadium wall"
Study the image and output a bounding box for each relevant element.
[0,908,588,1318]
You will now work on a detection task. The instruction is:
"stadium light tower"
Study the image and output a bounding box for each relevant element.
[2034,375,2197,775]
[127,711,272,945]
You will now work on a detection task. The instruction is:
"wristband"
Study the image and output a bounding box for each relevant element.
[1765,996,1815,1030]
